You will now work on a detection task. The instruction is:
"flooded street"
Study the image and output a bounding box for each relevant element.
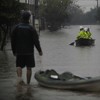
[1,25,100,100]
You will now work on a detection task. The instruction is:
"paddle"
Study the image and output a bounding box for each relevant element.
[69,41,75,45]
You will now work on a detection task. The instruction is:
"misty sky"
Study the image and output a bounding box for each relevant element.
[76,0,99,12]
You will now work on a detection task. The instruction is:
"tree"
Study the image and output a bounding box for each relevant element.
[39,0,73,31]
[96,7,100,22]
[68,4,97,25]
[68,4,84,24]
[0,0,22,25]
[0,0,26,50]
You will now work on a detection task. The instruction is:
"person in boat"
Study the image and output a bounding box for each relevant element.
[76,26,88,40]
[84,27,92,39]
[11,11,43,85]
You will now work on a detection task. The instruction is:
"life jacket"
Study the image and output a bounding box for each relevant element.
[86,31,92,39]
[77,30,88,39]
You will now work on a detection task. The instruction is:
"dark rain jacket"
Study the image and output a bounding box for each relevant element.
[11,22,42,55]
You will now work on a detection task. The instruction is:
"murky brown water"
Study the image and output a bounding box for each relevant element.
[0,25,100,100]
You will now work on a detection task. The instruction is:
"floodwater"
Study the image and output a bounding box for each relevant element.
[0,25,100,100]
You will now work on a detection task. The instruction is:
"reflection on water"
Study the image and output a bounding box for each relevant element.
[0,50,16,79]
[15,85,33,100]
[40,25,100,77]
[0,25,100,100]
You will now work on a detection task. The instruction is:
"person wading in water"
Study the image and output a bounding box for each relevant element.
[11,11,43,85]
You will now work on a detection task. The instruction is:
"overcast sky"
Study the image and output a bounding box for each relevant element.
[76,0,99,12]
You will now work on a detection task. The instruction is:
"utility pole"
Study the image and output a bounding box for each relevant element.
[96,0,98,9]
[34,0,39,18]
[25,0,27,3]
[96,0,99,22]
[34,0,40,35]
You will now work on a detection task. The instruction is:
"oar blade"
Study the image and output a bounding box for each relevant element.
[69,42,75,45]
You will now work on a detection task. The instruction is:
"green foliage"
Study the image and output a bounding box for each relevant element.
[39,0,72,31]
[0,0,26,24]
[0,0,26,50]
[96,7,100,21]
[68,4,97,25]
